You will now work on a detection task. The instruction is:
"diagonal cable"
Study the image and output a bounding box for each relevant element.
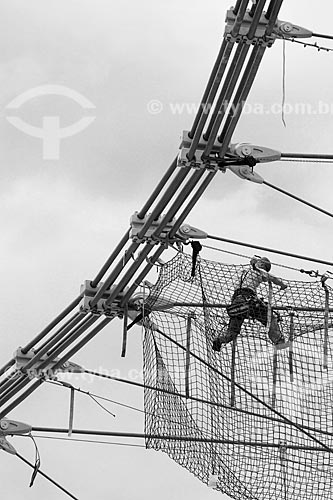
[263,180,333,218]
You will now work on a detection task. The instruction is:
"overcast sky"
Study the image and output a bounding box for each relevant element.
[1,1,333,499]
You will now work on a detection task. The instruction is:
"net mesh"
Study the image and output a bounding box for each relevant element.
[142,252,333,500]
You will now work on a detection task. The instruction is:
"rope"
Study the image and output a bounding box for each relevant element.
[48,381,117,418]
[88,393,116,419]
[68,387,75,437]
[28,434,41,488]
[48,380,183,426]
[266,281,273,335]
[280,441,288,500]
[321,277,330,370]
[281,39,287,127]
[121,302,128,357]
[263,180,333,219]
[190,241,202,277]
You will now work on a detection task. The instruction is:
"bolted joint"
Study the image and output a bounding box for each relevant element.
[178,132,281,172]
[224,9,277,46]
[274,20,313,39]
[0,418,32,455]
[80,280,110,314]
[178,148,221,172]
[0,418,32,436]
[228,143,281,163]
[178,131,226,171]
[80,281,128,317]
[130,212,178,244]
[228,164,264,183]
[177,224,208,240]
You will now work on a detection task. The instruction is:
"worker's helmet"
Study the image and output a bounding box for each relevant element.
[250,256,271,272]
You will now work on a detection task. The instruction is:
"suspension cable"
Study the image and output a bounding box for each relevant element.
[29,428,331,452]
[281,153,333,161]
[263,180,333,219]
[81,369,333,438]
[201,243,328,276]
[205,234,333,267]
[15,452,79,500]
[312,32,333,41]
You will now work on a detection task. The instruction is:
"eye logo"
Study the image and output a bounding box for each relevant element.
[6,84,96,160]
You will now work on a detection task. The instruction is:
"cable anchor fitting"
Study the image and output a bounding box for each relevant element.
[178,132,280,182]
[177,224,208,240]
[274,20,313,39]
[0,418,32,455]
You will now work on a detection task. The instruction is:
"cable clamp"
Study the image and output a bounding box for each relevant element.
[0,418,32,436]
[178,148,219,171]
[130,212,178,244]
[224,9,276,46]
[80,280,110,314]
[0,418,32,454]
[14,347,85,380]
[178,132,281,175]
[80,281,128,317]
[228,142,281,163]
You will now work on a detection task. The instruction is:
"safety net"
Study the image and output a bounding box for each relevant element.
[142,252,333,500]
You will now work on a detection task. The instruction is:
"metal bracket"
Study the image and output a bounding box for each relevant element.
[228,143,281,163]
[0,437,17,455]
[178,148,221,171]
[0,418,32,436]
[80,280,108,314]
[177,224,208,240]
[130,212,178,244]
[14,347,85,380]
[224,10,312,43]
[274,20,313,39]
[0,418,32,455]
[80,281,127,317]
[228,164,264,183]
[178,131,281,179]
[224,9,275,46]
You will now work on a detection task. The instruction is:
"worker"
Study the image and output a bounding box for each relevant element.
[213,256,288,351]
